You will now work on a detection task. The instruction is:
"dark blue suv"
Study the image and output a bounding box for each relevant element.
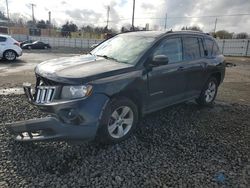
[8,31,225,143]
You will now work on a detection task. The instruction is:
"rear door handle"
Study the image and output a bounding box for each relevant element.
[178,66,184,71]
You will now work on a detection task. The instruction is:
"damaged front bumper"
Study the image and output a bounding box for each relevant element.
[6,84,109,142]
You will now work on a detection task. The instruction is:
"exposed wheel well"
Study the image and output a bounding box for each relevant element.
[4,49,18,56]
[210,72,221,85]
[110,91,143,119]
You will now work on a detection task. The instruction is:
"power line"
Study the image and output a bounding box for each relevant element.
[110,13,250,22]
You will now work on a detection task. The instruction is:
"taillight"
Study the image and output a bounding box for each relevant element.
[14,42,20,46]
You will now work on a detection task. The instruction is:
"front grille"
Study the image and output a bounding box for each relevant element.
[36,75,59,86]
[35,86,55,103]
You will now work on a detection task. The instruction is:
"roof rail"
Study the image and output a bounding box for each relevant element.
[166,29,173,33]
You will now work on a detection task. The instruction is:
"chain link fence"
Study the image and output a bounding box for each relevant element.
[216,39,250,56]
[12,34,103,49]
[11,34,250,56]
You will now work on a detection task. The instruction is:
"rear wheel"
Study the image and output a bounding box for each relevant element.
[196,77,218,106]
[97,97,138,143]
[28,46,32,50]
[3,50,17,61]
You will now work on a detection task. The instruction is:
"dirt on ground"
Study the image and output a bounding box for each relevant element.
[217,56,250,105]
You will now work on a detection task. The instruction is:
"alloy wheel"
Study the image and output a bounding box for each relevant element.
[108,106,134,139]
[5,51,16,61]
[205,81,217,103]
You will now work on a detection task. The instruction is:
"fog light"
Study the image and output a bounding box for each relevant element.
[68,109,77,120]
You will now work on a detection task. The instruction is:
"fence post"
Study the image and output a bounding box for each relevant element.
[246,40,250,56]
[88,39,90,48]
[222,40,225,54]
[81,39,83,49]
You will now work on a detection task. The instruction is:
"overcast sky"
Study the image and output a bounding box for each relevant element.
[0,0,250,33]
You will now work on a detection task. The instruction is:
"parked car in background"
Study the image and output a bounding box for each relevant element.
[22,41,51,49]
[0,34,22,61]
[20,40,34,48]
[8,31,225,143]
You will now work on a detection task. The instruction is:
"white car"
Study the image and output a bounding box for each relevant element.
[0,34,22,61]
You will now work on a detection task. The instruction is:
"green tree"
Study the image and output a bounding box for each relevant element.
[236,32,248,39]
[61,21,78,37]
[0,11,8,20]
[215,30,233,39]
[181,26,202,32]
[36,20,47,29]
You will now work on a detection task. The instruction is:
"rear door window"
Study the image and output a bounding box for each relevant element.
[153,38,183,64]
[0,36,7,42]
[183,37,201,60]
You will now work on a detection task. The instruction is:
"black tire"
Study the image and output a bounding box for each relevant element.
[196,77,218,106]
[3,50,17,61]
[28,46,32,50]
[97,97,138,143]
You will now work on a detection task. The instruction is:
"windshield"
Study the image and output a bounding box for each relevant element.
[91,35,156,65]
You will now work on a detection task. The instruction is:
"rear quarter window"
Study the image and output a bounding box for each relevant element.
[0,36,7,42]
[204,38,220,57]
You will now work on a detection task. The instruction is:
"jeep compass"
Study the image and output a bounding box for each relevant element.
[7,31,225,143]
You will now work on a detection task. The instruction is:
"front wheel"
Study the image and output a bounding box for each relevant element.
[97,97,138,143]
[196,77,218,106]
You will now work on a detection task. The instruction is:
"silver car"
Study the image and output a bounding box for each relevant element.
[0,34,22,61]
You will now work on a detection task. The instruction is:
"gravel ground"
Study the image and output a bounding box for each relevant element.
[0,95,249,187]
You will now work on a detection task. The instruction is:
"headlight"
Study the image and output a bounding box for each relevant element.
[61,85,93,99]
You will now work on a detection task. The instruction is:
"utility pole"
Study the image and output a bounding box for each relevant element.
[213,18,217,34]
[132,0,135,31]
[106,6,110,29]
[48,11,51,36]
[5,0,10,32]
[164,13,167,30]
[5,0,10,21]
[30,3,36,23]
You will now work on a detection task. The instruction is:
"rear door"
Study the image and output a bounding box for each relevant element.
[146,37,189,111]
[182,36,207,98]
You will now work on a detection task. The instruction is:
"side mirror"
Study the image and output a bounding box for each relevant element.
[151,55,169,66]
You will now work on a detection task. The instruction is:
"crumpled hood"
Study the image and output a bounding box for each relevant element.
[35,54,133,84]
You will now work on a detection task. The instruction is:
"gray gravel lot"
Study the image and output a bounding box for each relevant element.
[0,95,249,187]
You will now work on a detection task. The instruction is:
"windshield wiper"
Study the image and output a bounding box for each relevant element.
[96,55,121,63]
